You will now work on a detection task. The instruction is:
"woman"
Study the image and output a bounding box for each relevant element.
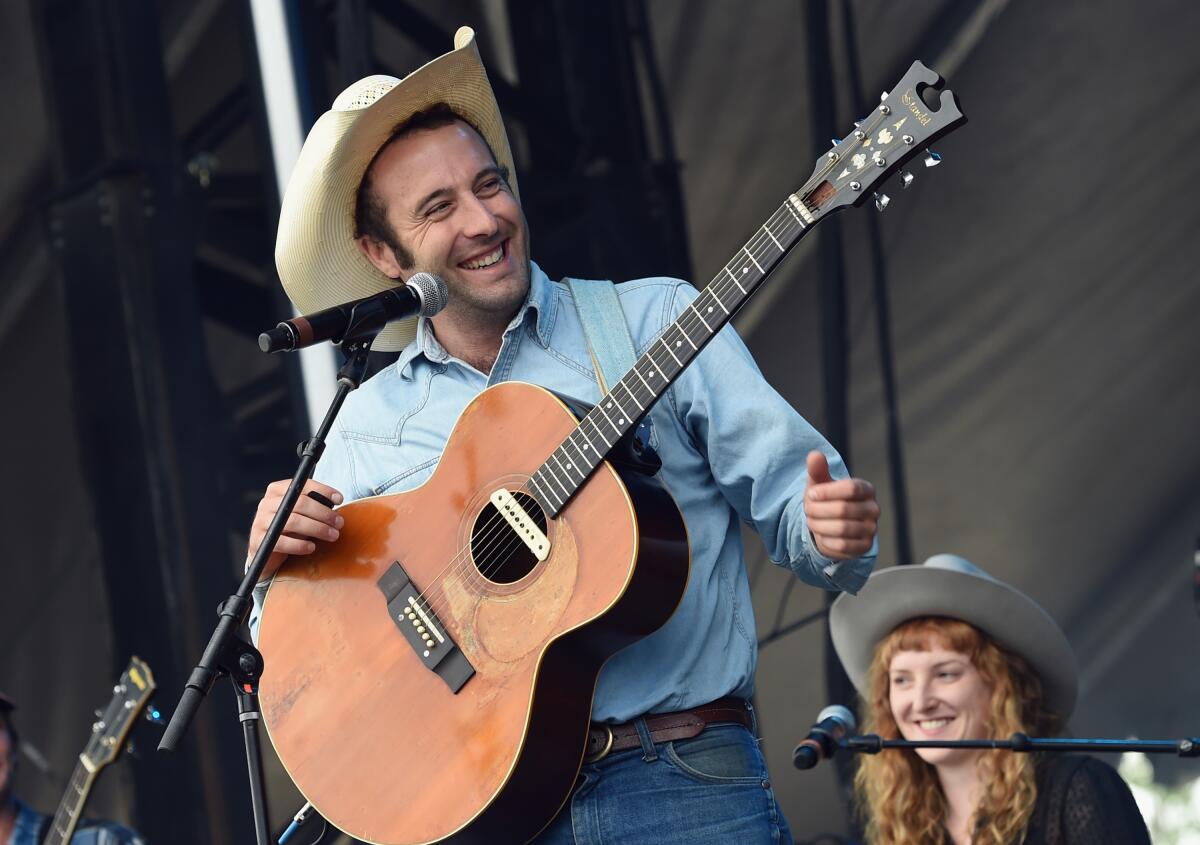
[830,554,1150,845]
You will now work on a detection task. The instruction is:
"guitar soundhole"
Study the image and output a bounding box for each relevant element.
[470,492,548,585]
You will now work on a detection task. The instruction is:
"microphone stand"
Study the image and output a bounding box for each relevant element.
[841,732,1200,757]
[156,331,380,845]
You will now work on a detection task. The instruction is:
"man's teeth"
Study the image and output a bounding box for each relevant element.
[918,718,952,729]
[463,246,503,269]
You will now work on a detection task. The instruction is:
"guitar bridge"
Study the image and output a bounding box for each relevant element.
[377,561,475,693]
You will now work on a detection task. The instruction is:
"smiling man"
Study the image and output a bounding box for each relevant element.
[247,26,879,845]
[355,108,531,375]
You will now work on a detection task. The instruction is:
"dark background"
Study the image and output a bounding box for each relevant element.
[1,1,1197,842]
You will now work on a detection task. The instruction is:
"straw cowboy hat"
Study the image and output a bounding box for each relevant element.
[275,26,517,352]
[830,554,1079,718]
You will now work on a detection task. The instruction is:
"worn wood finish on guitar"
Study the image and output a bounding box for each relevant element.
[258,382,690,844]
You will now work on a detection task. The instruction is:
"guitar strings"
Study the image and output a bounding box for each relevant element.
[404,107,893,625]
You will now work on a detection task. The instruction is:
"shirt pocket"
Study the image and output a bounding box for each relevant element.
[371,456,438,496]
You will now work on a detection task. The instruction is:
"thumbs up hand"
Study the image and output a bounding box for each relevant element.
[803,450,880,560]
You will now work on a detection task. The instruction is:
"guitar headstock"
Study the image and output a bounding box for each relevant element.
[80,657,156,770]
[800,61,966,219]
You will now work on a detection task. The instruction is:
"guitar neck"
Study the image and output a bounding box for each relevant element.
[44,758,97,845]
[529,194,816,517]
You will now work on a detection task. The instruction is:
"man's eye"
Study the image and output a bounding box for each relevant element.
[478,178,501,195]
[426,202,451,216]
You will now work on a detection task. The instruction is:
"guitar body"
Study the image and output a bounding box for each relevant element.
[258,381,691,845]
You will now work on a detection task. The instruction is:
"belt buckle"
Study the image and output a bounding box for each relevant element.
[584,724,614,763]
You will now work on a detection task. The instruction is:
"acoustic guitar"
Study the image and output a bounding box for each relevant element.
[42,657,155,845]
[257,62,965,844]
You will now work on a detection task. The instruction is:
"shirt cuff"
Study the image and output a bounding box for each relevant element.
[807,532,877,594]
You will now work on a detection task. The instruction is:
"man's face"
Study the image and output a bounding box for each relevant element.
[361,121,531,327]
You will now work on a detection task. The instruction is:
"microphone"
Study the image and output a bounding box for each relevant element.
[793,704,856,770]
[259,272,449,352]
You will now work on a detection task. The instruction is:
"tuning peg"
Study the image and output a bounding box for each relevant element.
[124,739,143,760]
[144,704,165,726]
[880,90,889,101]
[900,171,915,189]
[874,192,890,212]
[923,150,942,168]
[94,708,104,719]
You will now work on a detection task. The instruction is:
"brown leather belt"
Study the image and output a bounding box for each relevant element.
[584,697,753,763]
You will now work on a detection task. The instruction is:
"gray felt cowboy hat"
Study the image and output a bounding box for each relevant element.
[275,26,517,353]
[830,554,1079,718]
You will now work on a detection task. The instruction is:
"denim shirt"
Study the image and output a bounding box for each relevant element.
[252,262,875,721]
[6,801,143,845]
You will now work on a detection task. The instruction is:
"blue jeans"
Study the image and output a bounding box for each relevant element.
[531,719,795,845]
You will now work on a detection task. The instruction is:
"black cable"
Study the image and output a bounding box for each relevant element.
[837,0,915,567]
[758,605,830,649]
[300,818,327,845]
[770,576,799,634]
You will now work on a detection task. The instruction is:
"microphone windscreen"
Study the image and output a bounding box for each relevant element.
[817,704,857,733]
[407,272,450,317]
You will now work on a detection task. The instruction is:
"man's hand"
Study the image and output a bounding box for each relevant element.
[803,450,879,560]
[246,479,344,582]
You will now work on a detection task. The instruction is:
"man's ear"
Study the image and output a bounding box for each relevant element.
[357,235,406,280]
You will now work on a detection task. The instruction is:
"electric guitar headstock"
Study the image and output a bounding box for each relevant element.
[80,656,156,771]
[44,657,156,845]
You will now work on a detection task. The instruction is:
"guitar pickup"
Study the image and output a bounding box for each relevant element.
[490,488,550,560]
[377,561,475,693]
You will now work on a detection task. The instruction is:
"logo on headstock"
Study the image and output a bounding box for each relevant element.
[901,90,932,127]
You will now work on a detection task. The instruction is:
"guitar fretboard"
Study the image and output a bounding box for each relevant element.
[527,194,815,517]
[45,758,96,845]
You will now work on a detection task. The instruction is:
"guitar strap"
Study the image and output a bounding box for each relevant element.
[565,277,637,393]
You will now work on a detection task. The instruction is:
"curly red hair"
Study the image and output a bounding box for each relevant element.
[853,617,1062,845]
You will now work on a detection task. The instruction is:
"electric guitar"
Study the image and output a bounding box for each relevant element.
[42,657,155,845]
[257,61,965,845]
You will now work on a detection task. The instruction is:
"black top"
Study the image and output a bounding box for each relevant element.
[928,755,1151,845]
[1019,754,1151,845]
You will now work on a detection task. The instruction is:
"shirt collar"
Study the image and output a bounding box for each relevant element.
[397,261,556,378]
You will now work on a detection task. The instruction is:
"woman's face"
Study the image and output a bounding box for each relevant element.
[888,644,992,769]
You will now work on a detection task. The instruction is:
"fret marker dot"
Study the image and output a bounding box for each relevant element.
[707,306,713,313]
[742,267,749,274]
[618,418,625,425]
[583,444,590,450]
[676,341,682,347]
[567,463,573,469]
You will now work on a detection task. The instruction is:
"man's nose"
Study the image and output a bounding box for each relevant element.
[460,193,500,238]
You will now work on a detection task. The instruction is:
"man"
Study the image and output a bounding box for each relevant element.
[0,695,143,845]
[249,27,879,844]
